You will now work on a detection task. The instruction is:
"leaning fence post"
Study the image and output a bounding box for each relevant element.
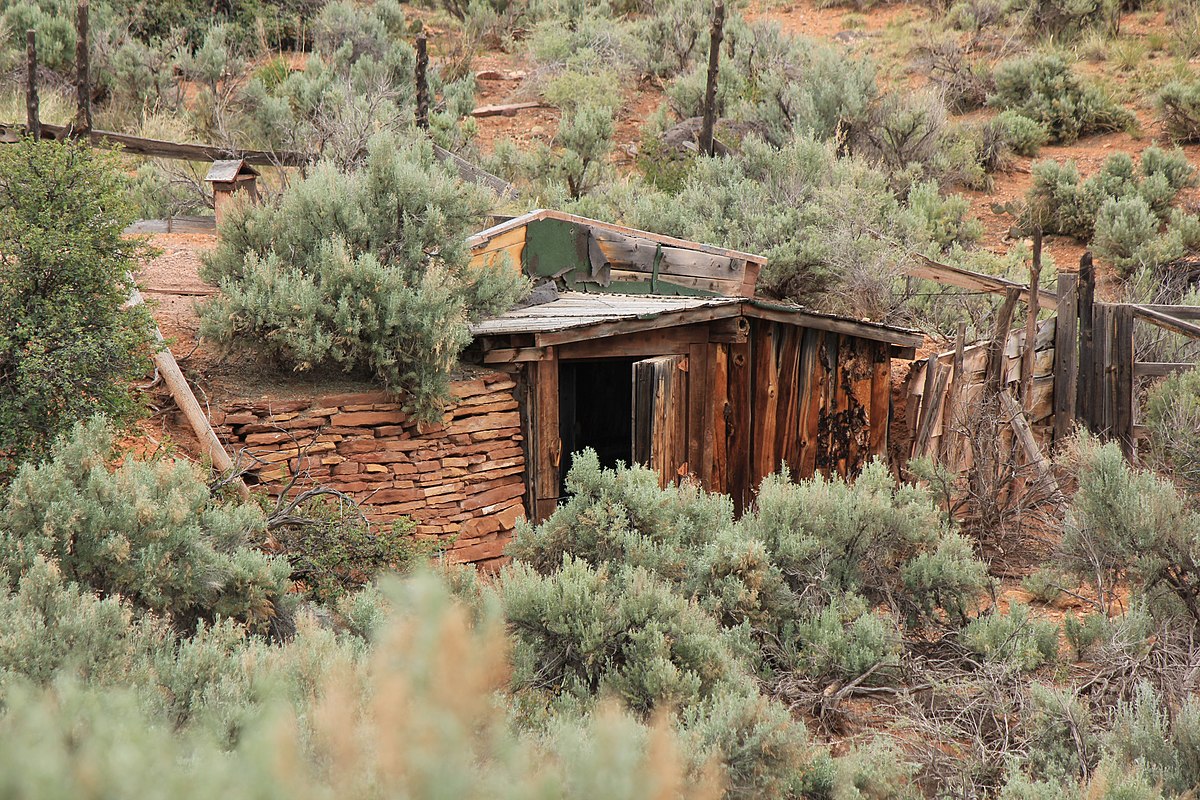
[26,30,40,140]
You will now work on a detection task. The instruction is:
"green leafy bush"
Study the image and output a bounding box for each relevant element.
[0,138,155,474]
[1092,195,1185,277]
[994,111,1050,157]
[200,134,528,421]
[0,418,293,634]
[961,602,1060,671]
[990,54,1133,144]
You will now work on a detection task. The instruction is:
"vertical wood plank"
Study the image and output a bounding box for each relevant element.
[797,329,823,479]
[1021,230,1043,409]
[751,322,780,488]
[1115,304,1135,459]
[688,342,707,481]
[1094,303,1113,436]
[711,344,730,493]
[728,336,753,512]
[987,289,1021,394]
[868,340,891,463]
[774,326,803,475]
[1077,253,1096,431]
[533,347,560,522]
[1053,273,1079,445]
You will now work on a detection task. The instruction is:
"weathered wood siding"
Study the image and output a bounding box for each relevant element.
[709,319,891,510]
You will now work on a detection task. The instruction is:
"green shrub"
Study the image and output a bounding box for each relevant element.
[994,111,1050,157]
[1092,195,1184,277]
[1106,683,1200,795]
[0,138,156,474]
[1009,0,1119,41]
[906,180,984,250]
[990,54,1133,144]
[961,602,1059,671]
[1156,77,1200,142]
[783,593,901,683]
[1020,684,1098,783]
[744,461,990,626]
[200,134,528,421]
[0,418,292,634]
[1059,433,1200,622]
[272,500,436,603]
[1144,368,1200,498]
[500,556,754,715]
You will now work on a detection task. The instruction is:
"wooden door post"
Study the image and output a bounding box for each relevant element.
[699,1,724,157]
[26,30,40,140]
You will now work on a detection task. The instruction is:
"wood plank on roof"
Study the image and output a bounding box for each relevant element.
[743,303,923,348]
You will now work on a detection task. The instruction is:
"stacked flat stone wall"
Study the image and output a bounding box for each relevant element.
[211,371,526,565]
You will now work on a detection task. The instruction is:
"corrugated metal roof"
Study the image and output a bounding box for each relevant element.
[470,292,742,336]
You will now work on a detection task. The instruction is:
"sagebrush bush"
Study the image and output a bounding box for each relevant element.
[961,602,1059,671]
[0,418,293,634]
[1027,148,1196,242]
[0,138,156,474]
[1144,368,1200,498]
[746,461,990,626]
[1060,433,1200,622]
[994,111,1050,157]
[1092,195,1184,276]
[1157,79,1200,142]
[1105,682,1200,795]
[990,54,1133,144]
[1009,0,1119,40]
[200,133,528,420]
[500,556,754,714]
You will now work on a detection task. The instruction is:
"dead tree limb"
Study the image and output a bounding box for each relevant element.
[126,284,250,500]
[26,30,39,141]
[699,0,725,157]
[415,32,429,130]
[74,0,92,133]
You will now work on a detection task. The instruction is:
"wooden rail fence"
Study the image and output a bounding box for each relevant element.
[907,254,1200,468]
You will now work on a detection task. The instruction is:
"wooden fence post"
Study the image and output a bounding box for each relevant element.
[699,0,724,157]
[74,0,92,133]
[1077,253,1095,430]
[1115,304,1135,459]
[1052,272,1079,444]
[415,31,429,130]
[1020,229,1042,409]
[26,30,40,141]
[987,288,1021,394]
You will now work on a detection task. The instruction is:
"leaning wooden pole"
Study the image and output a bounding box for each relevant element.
[74,0,92,133]
[25,30,40,141]
[415,31,429,130]
[127,285,251,500]
[699,0,724,157]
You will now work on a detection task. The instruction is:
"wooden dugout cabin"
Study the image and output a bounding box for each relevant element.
[466,211,923,521]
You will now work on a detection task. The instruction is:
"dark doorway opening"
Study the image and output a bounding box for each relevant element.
[558,358,634,487]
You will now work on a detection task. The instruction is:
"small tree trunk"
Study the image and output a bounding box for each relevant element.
[699,1,724,157]
[74,0,92,133]
[415,32,429,130]
[1021,228,1042,410]
[26,30,40,141]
